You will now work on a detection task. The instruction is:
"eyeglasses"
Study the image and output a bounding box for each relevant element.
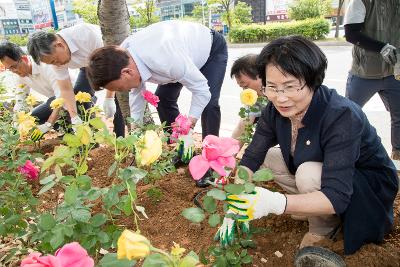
[262,83,306,98]
[6,59,21,71]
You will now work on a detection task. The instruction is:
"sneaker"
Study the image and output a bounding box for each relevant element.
[195,169,214,188]
[299,232,328,249]
[392,150,400,160]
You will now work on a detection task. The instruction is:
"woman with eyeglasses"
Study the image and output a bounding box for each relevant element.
[216,35,398,256]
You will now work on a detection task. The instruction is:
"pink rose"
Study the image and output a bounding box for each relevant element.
[142,90,159,108]
[189,135,240,180]
[170,114,192,143]
[18,160,40,181]
[20,242,94,267]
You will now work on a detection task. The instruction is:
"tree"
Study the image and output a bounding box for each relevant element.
[72,0,99,25]
[335,0,345,38]
[233,1,252,25]
[97,0,131,128]
[288,0,332,21]
[191,3,209,25]
[209,0,234,29]
[131,0,160,28]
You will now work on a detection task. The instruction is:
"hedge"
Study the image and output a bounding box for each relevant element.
[229,17,330,43]
[7,34,29,46]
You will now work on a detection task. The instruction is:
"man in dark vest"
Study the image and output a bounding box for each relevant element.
[344,0,400,160]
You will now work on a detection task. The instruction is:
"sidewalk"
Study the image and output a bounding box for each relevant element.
[227,39,351,48]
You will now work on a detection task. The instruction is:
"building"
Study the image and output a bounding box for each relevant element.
[158,0,199,21]
[53,0,79,29]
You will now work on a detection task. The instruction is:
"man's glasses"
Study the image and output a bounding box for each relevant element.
[6,59,21,71]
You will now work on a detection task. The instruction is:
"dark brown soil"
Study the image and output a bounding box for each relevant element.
[28,136,400,266]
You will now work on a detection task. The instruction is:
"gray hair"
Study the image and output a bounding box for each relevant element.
[27,31,57,65]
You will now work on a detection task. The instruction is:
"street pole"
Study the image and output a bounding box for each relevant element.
[49,0,58,30]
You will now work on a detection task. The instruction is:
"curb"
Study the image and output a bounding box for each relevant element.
[227,40,351,48]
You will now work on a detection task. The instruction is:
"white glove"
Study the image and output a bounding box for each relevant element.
[380,43,397,65]
[37,122,52,134]
[214,214,250,247]
[71,116,83,132]
[177,130,195,163]
[103,98,116,119]
[226,186,287,221]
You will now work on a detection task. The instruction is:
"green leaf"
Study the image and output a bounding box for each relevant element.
[207,188,226,200]
[81,235,97,250]
[77,175,91,190]
[199,250,209,264]
[244,182,255,193]
[40,174,56,185]
[224,184,245,195]
[38,181,56,195]
[203,196,217,213]
[179,254,199,267]
[50,228,64,249]
[38,213,56,231]
[72,208,91,223]
[240,249,247,257]
[63,133,81,147]
[226,250,239,264]
[97,231,110,243]
[90,213,107,227]
[89,117,105,129]
[182,207,205,223]
[240,239,257,248]
[214,256,227,267]
[241,255,252,264]
[252,168,274,182]
[64,185,79,205]
[98,253,136,267]
[117,195,132,216]
[108,161,118,177]
[54,165,63,179]
[143,253,169,266]
[77,162,88,175]
[237,166,249,181]
[86,188,103,201]
[208,213,220,227]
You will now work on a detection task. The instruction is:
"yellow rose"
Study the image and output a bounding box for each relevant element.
[117,230,151,260]
[17,84,27,89]
[135,130,162,166]
[171,242,186,257]
[240,89,258,106]
[75,91,91,103]
[17,111,36,137]
[25,94,37,106]
[50,98,65,109]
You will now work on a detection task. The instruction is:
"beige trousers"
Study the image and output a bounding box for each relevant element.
[262,147,340,236]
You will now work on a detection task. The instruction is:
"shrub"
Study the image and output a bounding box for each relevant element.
[288,0,331,21]
[229,17,330,43]
[7,34,29,46]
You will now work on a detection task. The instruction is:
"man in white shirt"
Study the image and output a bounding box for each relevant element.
[0,41,61,138]
[27,23,125,137]
[86,20,228,142]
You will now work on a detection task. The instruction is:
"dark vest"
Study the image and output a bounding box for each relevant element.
[351,0,400,79]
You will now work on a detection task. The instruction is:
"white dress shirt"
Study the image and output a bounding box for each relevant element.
[122,20,213,122]
[14,56,60,112]
[53,23,103,80]
[344,0,366,25]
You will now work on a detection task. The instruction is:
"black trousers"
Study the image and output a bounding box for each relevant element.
[154,31,228,140]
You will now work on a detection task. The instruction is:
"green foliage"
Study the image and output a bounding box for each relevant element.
[238,96,268,144]
[232,1,252,25]
[146,187,163,203]
[130,0,160,28]
[229,17,330,43]
[288,0,332,21]
[0,99,41,261]
[72,0,99,25]
[7,34,29,46]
